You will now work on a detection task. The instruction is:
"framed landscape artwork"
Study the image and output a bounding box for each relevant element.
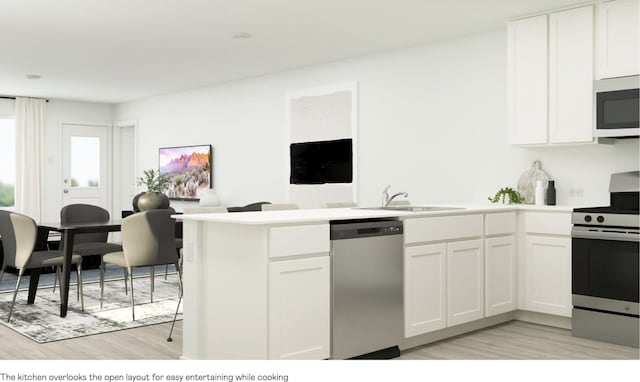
[159,144,212,200]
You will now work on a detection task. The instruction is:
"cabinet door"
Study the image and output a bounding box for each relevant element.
[596,0,640,79]
[485,236,516,317]
[525,236,572,317]
[549,6,594,143]
[268,256,330,359]
[507,15,548,145]
[404,243,447,337]
[447,239,484,326]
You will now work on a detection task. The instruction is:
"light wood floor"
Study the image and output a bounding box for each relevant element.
[0,320,637,360]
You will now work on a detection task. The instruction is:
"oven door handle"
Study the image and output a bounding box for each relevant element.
[571,227,640,242]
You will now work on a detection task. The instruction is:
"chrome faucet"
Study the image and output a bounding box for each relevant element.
[382,185,408,207]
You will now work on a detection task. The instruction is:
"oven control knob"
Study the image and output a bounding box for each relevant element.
[584,215,592,222]
[597,216,605,223]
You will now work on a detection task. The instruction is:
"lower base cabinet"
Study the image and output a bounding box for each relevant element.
[404,243,447,337]
[268,256,330,359]
[524,235,572,317]
[447,239,485,326]
[485,236,517,317]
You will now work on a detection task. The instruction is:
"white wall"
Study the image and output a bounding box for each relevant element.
[115,28,639,210]
[42,100,114,221]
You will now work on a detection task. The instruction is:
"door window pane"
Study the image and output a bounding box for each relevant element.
[0,118,15,207]
[70,136,100,187]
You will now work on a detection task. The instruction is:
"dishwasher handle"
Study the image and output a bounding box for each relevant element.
[330,219,403,240]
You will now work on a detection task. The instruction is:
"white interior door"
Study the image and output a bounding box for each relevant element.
[113,122,136,216]
[61,123,110,210]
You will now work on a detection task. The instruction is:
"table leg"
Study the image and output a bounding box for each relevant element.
[27,268,41,304]
[60,230,74,317]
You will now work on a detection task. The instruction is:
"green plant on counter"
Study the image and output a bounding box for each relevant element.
[488,187,524,204]
[137,169,169,193]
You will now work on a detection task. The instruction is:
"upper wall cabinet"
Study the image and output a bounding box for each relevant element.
[596,0,640,79]
[507,15,548,145]
[549,6,594,143]
[508,6,594,145]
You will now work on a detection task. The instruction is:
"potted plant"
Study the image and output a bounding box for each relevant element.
[133,169,171,212]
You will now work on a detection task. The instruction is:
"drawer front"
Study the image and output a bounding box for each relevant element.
[485,212,516,236]
[525,212,571,235]
[404,214,483,244]
[269,224,330,258]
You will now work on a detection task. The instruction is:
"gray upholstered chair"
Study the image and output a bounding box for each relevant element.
[60,204,123,256]
[99,209,181,320]
[58,204,124,292]
[261,203,299,211]
[0,210,84,322]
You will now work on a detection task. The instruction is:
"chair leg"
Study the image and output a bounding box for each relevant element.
[77,265,84,312]
[100,261,105,310]
[150,266,154,303]
[0,266,5,285]
[129,267,135,321]
[164,264,169,280]
[123,267,128,295]
[175,262,183,297]
[52,266,58,293]
[7,269,25,322]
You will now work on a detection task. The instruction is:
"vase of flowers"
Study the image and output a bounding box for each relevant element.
[133,169,171,212]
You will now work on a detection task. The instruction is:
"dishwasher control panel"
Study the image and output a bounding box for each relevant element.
[330,219,403,240]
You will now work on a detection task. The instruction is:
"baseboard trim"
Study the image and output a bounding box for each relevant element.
[401,310,571,351]
[514,310,572,329]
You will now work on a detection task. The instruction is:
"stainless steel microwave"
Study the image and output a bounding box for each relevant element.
[595,76,639,138]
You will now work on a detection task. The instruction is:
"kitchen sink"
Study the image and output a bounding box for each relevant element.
[358,206,465,212]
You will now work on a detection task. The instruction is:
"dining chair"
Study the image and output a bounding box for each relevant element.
[0,210,84,322]
[60,204,123,256]
[261,203,299,211]
[100,209,181,320]
[58,204,124,292]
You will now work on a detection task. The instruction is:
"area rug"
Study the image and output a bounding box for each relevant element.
[0,274,182,343]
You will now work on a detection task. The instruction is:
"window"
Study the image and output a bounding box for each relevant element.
[0,118,16,208]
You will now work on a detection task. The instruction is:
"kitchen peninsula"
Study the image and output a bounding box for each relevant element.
[178,205,573,360]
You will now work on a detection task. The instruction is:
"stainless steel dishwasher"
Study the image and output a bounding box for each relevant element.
[330,218,404,359]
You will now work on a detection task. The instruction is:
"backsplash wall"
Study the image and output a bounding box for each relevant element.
[115,28,639,209]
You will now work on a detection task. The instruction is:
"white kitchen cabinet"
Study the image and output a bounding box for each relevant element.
[596,0,640,79]
[524,236,572,317]
[507,6,595,145]
[507,15,548,145]
[447,239,485,326]
[268,256,330,360]
[485,236,516,317]
[404,243,447,337]
[549,6,594,143]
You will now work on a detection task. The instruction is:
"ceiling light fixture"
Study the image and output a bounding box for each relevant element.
[232,32,253,39]
[25,74,42,80]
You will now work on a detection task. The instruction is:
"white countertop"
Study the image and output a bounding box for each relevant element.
[176,203,577,225]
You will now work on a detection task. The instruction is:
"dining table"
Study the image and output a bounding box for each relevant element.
[36,219,122,317]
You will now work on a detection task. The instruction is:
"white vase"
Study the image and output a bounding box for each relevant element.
[199,189,220,206]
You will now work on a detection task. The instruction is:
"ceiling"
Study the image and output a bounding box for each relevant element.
[0,0,591,104]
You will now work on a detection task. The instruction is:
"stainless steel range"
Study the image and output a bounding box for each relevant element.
[571,171,639,348]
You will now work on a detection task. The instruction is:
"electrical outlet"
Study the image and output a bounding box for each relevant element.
[569,188,584,198]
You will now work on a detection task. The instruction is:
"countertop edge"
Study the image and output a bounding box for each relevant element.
[175,204,577,225]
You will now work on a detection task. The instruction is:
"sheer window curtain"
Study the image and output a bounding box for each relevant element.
[14,97,46,222]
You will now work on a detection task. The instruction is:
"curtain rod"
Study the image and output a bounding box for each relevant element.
[0,95,49,102]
